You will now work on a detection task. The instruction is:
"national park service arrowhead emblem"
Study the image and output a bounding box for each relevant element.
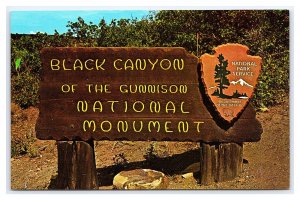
[200,44,262,122]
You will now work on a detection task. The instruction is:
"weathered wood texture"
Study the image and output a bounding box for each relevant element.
[199,142,243,185]
[36,47,263,142]
[56,141,98,189]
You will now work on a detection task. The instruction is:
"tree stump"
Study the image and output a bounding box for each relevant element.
[56,141,98,189]
[199,142,243,185]
[113,169,169,190]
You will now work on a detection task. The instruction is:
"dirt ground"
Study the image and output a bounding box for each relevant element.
[10,99,290,190]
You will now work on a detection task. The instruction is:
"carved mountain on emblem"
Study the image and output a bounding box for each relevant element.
[200,43,262,122]
[230,79,253,88]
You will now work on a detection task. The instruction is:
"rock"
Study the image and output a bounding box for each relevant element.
[182,172,194,179]
[113,169,168,190]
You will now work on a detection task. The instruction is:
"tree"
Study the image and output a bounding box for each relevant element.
[213,54,230,98]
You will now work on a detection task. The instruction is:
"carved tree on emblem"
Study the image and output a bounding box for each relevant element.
[212,54,231,98]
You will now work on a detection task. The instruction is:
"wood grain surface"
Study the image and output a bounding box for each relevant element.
[36,47,262,142]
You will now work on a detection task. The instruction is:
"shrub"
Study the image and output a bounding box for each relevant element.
[112,153,128,166]
[11,137,40,158]
[143,142,159,161]
[11,131,37,157]
[11,71,39,108]
[252,52,289,108]
[27,145,40,158]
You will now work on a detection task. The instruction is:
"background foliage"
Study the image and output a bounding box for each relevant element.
[11,10,289,109]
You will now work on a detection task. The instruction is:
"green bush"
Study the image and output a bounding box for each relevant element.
[11,71,39,108]
[11,136,40,158]
[11,32,73,108]
[252,52,289,108]
[11,130,37,157]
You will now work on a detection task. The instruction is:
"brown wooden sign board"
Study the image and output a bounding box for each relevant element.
[36,47,262,142]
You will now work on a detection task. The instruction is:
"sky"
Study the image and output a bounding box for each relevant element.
[10,10,150,34]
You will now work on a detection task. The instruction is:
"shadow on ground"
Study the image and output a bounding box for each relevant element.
[48,148,201,189]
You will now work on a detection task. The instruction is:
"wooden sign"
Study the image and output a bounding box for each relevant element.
[36,47,262,142]
[200,44,262,122]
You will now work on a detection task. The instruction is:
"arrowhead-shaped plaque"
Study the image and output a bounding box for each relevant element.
[200,44,262,122]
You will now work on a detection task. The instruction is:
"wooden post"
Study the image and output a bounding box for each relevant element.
[56,140,98,189]
[200,142,243,185]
